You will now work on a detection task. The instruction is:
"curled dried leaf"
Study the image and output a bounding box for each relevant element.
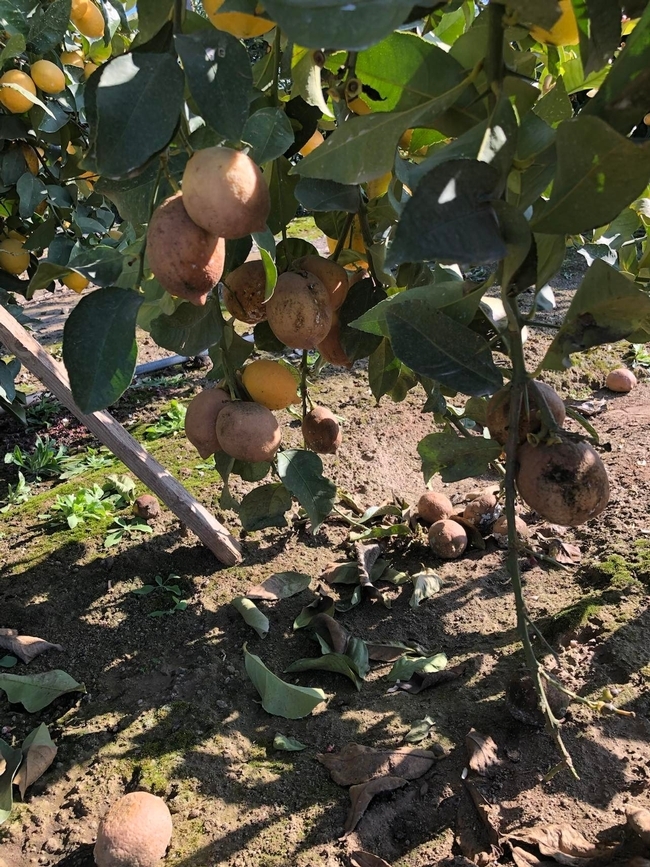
[465,729,499,776]
[0,630,63,664]
[13,723,57,798]
[387,663,465,695]
[508,823,618,865]
[350,851,393,867]
[310,613,350,654]
[342,775,407,837]
[317,743,435,786]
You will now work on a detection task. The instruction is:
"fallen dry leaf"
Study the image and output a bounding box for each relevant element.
[509,824,618,866]
[310,613,350,654]
[466,729,499,776]
[349,851,393,867]
[0,630,63,664]
[13,724,57,798]
[457,782,501,865]
[343,776,407,836]
[465,780,502,849]
[244,571,310,601]
[387,663,465,694]
[538,539,582,565]
[317,743,435,786]
[356,542,382,583]
[511,847,556,866]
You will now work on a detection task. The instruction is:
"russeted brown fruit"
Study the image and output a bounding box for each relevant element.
[302,406,341,454]
[492,514,529,544]
[606,368,636,393]
[216,402,281,463]
[317,312,353,368]
[486,381,565,445]
[182,146,270,239]
[417,491,453,524]
[147,193,225,306]
[294,255,349,310]
[266,270,333,349]
[94,792,172,867]
[516,439,609,527]
[184,388,230,458]
[463,492,499,529]
[428,519,467,559]
[223,260,267,324]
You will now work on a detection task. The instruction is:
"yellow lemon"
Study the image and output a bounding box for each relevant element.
[60,50,85,68]
[366,172,391,199]
[530,0,579,46]
[346,95,371,115]
[326,217,368,268]
[0,238,30,275]
[30,60,65,94]
[71,0,89,15]
[108,228,123,240]
[299,129,324,156]
[205,0,275,38]
[72,2,105,39]
[0,70,37,114]
[63,271,89,293]
[242,360,298,411]
[84,61,98,79]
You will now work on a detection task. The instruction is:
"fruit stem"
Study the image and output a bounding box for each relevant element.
[271,28,281,105]
[485,1,505,104]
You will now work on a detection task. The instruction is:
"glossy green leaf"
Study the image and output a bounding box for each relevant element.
[16,172,47,219]
[244,645,326,719]
[135,0,174,43]
[285,653,363,690]
[265,156,299,235]
[418,431,503,483]
[0,739,22,825]
[242,107,295,164]
[239,483,291,532]
[276,449,336,533]
[387,652,447,683]
[368,339,401,402]
[295,178,360,213]
[0,33,26,66]
[232,597,269,639]
[96,152,187,225]
[150,295,223,356]
[0,670,84,712]
[27,0,70,53]
[273,733,307,751]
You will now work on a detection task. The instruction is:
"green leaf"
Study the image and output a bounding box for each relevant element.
[232,597,269,639]
[0,33,26,67]
[368,339,401,402]
[16,172,47,220]
[135,0,174,44]
[534,76,572,128]
[149,294,223,355]
[265,156,299,235]
[542,259,650,369]
[239,483,291,532]
[93,52,184,178]
[293,594,336,630]
[96,152,187,225]
[0,656,17,668]
[285,653,363,691]
[273,733,307,752]
[244,645,326,719]
[27,0,71,54]
[410,570,443,608]
[63,287,143,413]
[175,29,252,141]
[387,159,507,267]
[417,432,503,483]
[294,178,360,213]
[349,523,412,542]
[0,739,22,825]
[387,652,447,683]
[338,278,385,362]
[404,715,435,744]
[247,572,311,601]
[259,247,278,301]
[386,301,503,396]
[276,449,336,533]
[242,107,295,165]
[68,245,125,287]
[0,670,84,712]
[531,117,650,235]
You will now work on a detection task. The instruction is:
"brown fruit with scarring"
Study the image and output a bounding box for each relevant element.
[184,388,230,458]
[302,406,342,454]
[516,439,609,527]
[428,519,467,559]
[417,491,453,525]
[486,381,565,445]
[463,491,499,530]
[181,146,270,239]
[216,402,281,463]
[93,791,172,867]
[147,193,225,306]
[316,312,352,368]
[222,260,267,324]
[266,270,333,349]
[293,255,349,310]
[492,514,529,546]
[605,368,636,393]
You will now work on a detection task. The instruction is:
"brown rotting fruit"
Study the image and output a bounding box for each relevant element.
[417,491,453,525]
[428,519,467,559]
[222,260,268,324]
[216,401,281,463]
[302,406,342,454]
[486,381,565,445]
[184,388,230,458]
[266,270,333,349]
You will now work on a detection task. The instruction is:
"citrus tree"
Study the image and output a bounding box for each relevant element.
[2,0,650,773]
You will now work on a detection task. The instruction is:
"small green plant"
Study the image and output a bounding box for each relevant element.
[59,447,116,479]
[4,435,68,480]
[104,516,153,548]
[0,472,32,513]
[46,484,114,529]
[132,574,188,617]
[135,372,185,388]
[626,343,650,368]
[102,473,137,507]
[26,394,62,429]
[143,400,187,440]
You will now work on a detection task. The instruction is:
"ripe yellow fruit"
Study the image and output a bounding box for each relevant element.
[326,218,368,269]
[84,61,98,79]
[0,238,30,275]
[61,51,85,69]
[242,360,298,411]
[530,0,579,46]
[347,96,371,115]
[63,271,89,293]
[71,0,89,15]
[72,2,105,38]
[205,0,275,38]
[0,70,37,114]
[299,130,324,157]
[366,172,391,199]
[30,60,65,94]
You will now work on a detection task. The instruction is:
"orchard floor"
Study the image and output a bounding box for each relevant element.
[1,265,649,866]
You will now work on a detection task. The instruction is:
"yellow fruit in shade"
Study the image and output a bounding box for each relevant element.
[399,129,413,149]
[4,230,27,243]
[326,218,368,268]
[61,51,85,68]
[108,228,123,240]
[346,96,371,115]
[366,172,391,199]
[0,238,30,275]
[71,0,89,15]
[63,271,90,293]
[242,359,298,411]
[205,0,275,38]
[530,0,579,46]
[644,113,650,125]
[30,60,65,94]
[0,70,37,113]
[84,61,98,79]
[299,130,324,156]
[72,2,105,39]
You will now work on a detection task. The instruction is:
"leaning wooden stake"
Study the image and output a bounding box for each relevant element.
[0,305,242,566]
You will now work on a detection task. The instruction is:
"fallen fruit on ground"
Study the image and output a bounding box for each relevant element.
[463,491,499,530]
[317,313,353,368]
[302,406,342,454]
[492,514,529,544]
[0,238,29,274]
[529,0,579,45]
[71,1,105,38]
[428,519,467,559]
[516,439,609,527]
[605,368,636,393]
[294,254,349,310]
[417,491,453,525]
[266,270,333,349]
[93,791,172,867]
[216,401,281,463]
[487,380,565,445]
[181,146,270,239]
[184,388,231,459]
[0,69,37,113]
[242,360,298,411]
[146,192,225,306]
[204,0,275,38]
[133,495,160,520]
[30,60,65,93]
[62,272,89,293]
[223,260,268,324]
[299,129,324,156]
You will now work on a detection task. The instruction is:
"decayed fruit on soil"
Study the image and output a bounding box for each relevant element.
[133,494,160,520]
[606,368,636,393]
[266,270,333,349]
[184,388,230,459]
[147,192,225,306]
[492,514,529,545]
[0,69,37,113]
[222,260,268,324]
[294,254,349,310]
[317,312,353,368]
[417,491,453,525]
[181,146,270,239]
[428,519,467,559]
[242,360,298,411]
[94,791,172,867]
[302,406,342,454]
[0,238,29,274]
[516,439,609,527]
[463,491,499,530]
[71,0,105,38]
[63,271,89,293]
[30,59,65,93]
[216,402,281,463]
[204,0,275,38]
[486,380,565,446]
[529,0,579,46]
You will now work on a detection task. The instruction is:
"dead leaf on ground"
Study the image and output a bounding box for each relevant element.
[464,779,502,849]
[342,775,407,837]
[350,851,393,867]
[511,847,557,866]
[627,808,650,845]
[310,613,350,654]
[538,539,582,565]
[321,561,359,584]
[317,743,435,785]
[569,399,606,416]
[449,515,486,550]
[466,729,499,776]
[457,782,501,865]
[535,525,568,539]
[366,642,425,662]
[508,824,618,866]
[356,542,382,583]
[244,571,311,601]
[0,630,63,664]
[387,663,465,694]
[13,723,57,798]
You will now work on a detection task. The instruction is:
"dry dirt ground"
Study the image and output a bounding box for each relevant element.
[0,255,649,867]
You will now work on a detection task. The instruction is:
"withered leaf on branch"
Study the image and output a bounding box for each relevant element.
[508,824,619,865]
[465,728,500,776]
[342,775,407,837]
[317,743,435,786]
[0,630,63,664]
[387,663,465,695]
[350,851,393,867]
